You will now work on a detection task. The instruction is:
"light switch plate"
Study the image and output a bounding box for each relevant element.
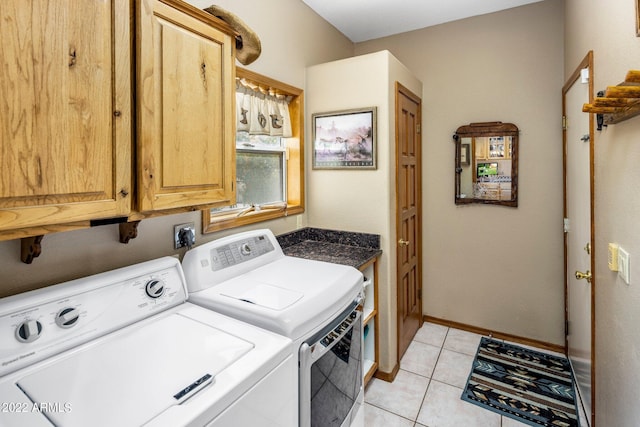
[618,247,630,285]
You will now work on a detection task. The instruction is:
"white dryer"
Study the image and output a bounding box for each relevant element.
[182,229,365,427]
[0,257,295,427]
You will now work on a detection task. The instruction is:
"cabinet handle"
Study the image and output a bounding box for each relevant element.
[119,188,129,198]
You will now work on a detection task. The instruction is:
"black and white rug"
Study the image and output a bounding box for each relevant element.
[461,337,579,427]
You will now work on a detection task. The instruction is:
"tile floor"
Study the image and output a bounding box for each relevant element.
[364,322,589,427]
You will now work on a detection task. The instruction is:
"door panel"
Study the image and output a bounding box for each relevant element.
[396,83,422,359]
[564,54,594,425]
[137,0,235,212]
[0,0,131,230]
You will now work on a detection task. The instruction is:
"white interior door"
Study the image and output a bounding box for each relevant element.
[564,64,593,425]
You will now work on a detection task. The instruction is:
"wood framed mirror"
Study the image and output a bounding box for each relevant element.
[453,121,519,207]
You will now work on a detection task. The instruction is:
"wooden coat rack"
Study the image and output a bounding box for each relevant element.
[582,70,640,124]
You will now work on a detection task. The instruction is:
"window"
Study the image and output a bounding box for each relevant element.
[212,134,287,213]
[203,68,304,233]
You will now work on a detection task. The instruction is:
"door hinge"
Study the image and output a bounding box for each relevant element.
[418,288,422,300]
[565,319,570,336]
[563,217,570,233]
[416,124,421,134]
[562,115,567,130]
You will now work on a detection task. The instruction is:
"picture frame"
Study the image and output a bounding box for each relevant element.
[460,143,470,166]
[637,0,640,36]
[312,107,377,169]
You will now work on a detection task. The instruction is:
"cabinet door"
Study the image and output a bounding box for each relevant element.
[137,0,235,212]
[474,138,487,159]
[0,0,132,232]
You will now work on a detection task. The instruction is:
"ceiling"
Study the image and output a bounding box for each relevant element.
[301,0,544,43]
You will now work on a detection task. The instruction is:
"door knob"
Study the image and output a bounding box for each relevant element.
[398,239,410,247]
[575,270,592,283]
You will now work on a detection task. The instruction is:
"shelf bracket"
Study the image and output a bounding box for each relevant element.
[21,235,44,264]
[119,221,141,244]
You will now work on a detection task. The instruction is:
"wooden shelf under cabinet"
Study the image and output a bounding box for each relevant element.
[582,70,640,124]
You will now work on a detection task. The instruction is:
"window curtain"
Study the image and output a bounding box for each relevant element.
[235,79,292,137]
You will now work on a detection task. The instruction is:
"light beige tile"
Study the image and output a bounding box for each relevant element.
[400,341,441,378]
[416,380,501,427]
[364,370,429,420]
[431,348,474,388]
[501,416,533,426]
[413,322,448,347]
[363,403,414,427]
[442,328,483,356]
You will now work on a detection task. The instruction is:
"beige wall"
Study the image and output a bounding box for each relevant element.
[355,0,567,346]
[306,51,422,373]
[0,0,353,296]
[565,0,640,425]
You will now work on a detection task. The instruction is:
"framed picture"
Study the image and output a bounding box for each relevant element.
[461,143,470,166]
[312,107,377,169]
[637,0,640,36]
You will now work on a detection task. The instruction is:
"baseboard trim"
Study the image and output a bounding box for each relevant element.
[372,362,400,383]
[424,315,566,354]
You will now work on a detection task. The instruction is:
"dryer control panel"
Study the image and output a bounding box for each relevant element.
[0,257,187,377]
[210,234,275,271]
[182,229,285,292]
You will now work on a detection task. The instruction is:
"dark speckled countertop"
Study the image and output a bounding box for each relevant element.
[276,227,382,269]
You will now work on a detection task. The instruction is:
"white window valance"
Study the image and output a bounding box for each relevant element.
[236,79,292,137]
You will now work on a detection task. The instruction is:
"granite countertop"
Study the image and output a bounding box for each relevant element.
[277,227,382,269]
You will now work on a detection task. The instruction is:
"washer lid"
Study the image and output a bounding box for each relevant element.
[221,283,303,310]
[189,256,363,339]
[17,312,253,427]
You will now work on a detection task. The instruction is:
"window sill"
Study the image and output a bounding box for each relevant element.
[202,204,304,233]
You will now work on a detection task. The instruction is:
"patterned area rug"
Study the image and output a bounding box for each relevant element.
[461,337,579,427]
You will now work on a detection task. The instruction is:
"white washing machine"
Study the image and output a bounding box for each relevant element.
[182,229,365,427]
[0,257,295,427]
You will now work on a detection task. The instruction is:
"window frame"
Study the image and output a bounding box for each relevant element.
[202,68,304,233]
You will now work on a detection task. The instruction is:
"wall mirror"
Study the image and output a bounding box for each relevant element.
[453,121,519,207]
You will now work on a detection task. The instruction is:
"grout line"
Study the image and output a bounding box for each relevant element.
[363,401,416,424]
[412,326,450,424]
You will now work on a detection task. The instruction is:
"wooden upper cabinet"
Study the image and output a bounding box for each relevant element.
[0,0,132,232]
[137,0,236,212]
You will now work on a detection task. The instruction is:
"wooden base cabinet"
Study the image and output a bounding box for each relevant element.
[0,0,132,232]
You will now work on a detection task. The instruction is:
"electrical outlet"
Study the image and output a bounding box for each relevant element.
[174,222,196,249]
[618,247,630,285]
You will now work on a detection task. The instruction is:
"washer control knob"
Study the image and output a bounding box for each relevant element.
[145,279,165,299]
[55,307,80,329]
[240,243,252,256]
[16,319,43,343]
